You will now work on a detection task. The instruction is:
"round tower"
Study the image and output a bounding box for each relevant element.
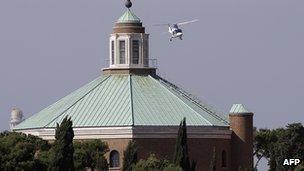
[229,104,253,171]
[102,0,156,76]
[10,108,23,130]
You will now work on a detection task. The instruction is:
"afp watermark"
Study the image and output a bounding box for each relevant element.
[283,159,301,166]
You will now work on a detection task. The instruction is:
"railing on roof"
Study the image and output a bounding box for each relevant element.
[102,58,158,68]
[145,58,158,68]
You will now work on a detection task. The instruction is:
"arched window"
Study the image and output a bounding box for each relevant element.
[110,150,120,168]
[221,150,227,167]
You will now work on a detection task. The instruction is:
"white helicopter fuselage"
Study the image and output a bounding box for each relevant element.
[155,19,198,41]
[168,24,183,41]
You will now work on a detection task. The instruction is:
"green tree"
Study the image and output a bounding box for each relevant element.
[122,140,138,171]
[163,164,182,171]
[294,164,304,171]
[0,131,50,171]
[209,147,216,171]
[254,128,277,169]
[133,154,180,171]
[254,123,304,171]
[48,116,75,171]
[74,139,109,171]
[173,118,196,171]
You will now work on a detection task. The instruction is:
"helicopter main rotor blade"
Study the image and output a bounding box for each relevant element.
[177,19,199,26]
[153,23,170,26]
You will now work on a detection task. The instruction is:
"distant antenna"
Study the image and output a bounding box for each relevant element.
[10,108,23,130]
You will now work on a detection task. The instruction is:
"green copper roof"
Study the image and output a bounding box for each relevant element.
[229,104,250,114]
[14,75,228,130]
[117,9,141,23]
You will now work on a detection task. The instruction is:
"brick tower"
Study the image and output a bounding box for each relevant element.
[229,104,254,170]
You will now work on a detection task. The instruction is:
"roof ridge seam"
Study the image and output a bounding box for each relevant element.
[43,75,112,128]
[129,75,135,126]
[149,75,213,126]
[157,76,214,112]
[156,76,229,124]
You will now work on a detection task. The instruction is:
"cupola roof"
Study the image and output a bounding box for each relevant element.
[229,104,250,114]
[117,9,141,23]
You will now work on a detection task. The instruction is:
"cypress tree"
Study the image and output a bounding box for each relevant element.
[48,116,75,171]
[190,160,197,171]
[209,147,216,171]
[122,140,138,171]
[173,118,191,171]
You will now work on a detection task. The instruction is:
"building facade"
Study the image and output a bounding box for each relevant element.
[13,2,253,171]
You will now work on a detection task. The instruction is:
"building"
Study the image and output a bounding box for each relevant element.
[13,1,253,170]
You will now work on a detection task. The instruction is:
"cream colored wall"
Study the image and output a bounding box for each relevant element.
[109,33,149,69]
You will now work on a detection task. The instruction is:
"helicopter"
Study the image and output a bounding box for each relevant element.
[155,19,199,41]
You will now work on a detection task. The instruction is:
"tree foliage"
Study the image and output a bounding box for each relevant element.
[173,118,196,171]
[0,131,50,171]
[209,147,216,171]
[133,154,181,171]
[254,123,304,170]
[173,118,190,170]
[48,116,75,171]
[122,140,138,171]
[0,119,109,171]
[74,139,109,171]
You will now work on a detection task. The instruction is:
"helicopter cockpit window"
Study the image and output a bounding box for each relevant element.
[132,40,139,64]
[119,40,126,64]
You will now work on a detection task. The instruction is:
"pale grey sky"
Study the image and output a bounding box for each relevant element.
[0,0,303,169]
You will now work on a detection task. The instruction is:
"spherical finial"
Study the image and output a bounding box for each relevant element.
[125,0,132,8]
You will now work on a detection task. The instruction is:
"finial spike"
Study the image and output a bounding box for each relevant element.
[125,0,132,8]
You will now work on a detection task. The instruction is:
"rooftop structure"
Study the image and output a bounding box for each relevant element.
[12,1,253,170]
[14,75,228,130]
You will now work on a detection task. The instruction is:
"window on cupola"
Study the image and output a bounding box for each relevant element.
[143,39,148,66]
[111,41,114,65]
[119,40,126,64]
[132,40,139,64]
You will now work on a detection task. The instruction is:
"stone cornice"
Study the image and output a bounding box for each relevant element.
[17,126,231,140]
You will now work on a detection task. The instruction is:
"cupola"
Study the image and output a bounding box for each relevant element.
[103,0,156,75]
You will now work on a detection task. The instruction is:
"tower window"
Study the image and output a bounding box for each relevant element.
[221,150,227,167]
[132,40,139,64]
[119,40,126,64]
[111,41,114,65]
[110,150,120,168]
[143,39,148,66]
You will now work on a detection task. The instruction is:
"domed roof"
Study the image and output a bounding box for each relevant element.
[229,104,250,114]
[117,9,141,23]
[13,75,228,130]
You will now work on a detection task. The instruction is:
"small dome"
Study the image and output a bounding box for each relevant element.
[117,9,141,23]
[229,104,250,114]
